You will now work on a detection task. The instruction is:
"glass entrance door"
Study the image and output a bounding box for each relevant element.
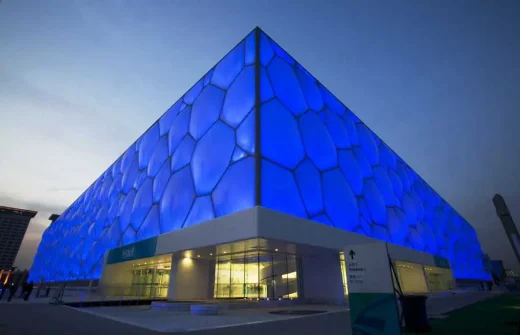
[214,251,299,299]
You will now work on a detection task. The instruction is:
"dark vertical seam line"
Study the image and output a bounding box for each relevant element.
[254,28,261,207]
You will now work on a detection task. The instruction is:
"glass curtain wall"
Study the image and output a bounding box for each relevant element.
[214,251,299,299]
[103,255,171,298]
[129,264,170,298]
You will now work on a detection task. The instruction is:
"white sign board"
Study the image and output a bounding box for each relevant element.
[345,241,394,294]
[345,241,402,335]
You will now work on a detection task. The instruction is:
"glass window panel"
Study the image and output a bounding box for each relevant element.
[215,255,231,298]
[272,253,287,299]
[230,256,245,297]
[286,254,298,299]
[245,253,263,298]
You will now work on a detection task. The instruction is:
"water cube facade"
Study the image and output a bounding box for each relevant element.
[30,28,489,282]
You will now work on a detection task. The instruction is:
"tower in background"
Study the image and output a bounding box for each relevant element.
[0,206,37,270]
[493,194,520,266]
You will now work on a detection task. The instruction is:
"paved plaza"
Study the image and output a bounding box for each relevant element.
[0,291,501,334]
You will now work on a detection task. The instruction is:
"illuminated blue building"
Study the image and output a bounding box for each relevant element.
[31,28,490,297]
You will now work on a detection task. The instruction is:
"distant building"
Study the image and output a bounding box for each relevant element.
[48,214,60,225]
[0,206,37,270]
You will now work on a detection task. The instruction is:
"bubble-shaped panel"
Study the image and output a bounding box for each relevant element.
[338,150,363,195]
[342,111,359,146]
[147,136,169,177]
[133,170,147,190]
[189,85,225,140]
[139,124,160,169]
[131,178,153,231]
[373,166,400,207]
[184,78,204,104]
[322,169,358,231]
[136,205,160,241]
[268,36,295,65]
[356,124,379,166]
[294,159,323,217]
[120,144,136,174]
[151,160,170,202]
[184,196,215,228]
[319,84,346,115]
[191,122,235,194]
[168,107,191,155]
[232,147,247,162]
[171,136,196,173]
[212,157,255,217]
[122,227,136,245]
[267,57,307,116]
[160,166,194,233]
[221,66,255,128]
[211,41,245,89]
[259,32,274,66]
[353,147,372,178]
[260,67,274,103]
[245,31,256,66]
[118,189,136,232]
[121,154,139,194]
[236,109,255,154]
[387,168,404,200]
[159,100,183,136]
[324,109,350,149]
[261,160,306,218]
[299,112,337,170]
[260,99,304,169]
[387,208,407,246]
[379,143,397,170]
[295,66,323,111]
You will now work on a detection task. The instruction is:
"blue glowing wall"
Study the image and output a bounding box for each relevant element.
[30,32,257,282]
[31,28,489,282]
[257,31,488,281]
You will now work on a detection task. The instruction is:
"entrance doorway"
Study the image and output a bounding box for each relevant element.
[100,254,172,298]
[214,251,299,299]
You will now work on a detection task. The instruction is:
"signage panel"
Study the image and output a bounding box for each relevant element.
[345,242,401,335]
[106,237,158,264]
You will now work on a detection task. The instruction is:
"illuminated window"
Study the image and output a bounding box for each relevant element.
[214,251,298,299]
[339,252,348,296]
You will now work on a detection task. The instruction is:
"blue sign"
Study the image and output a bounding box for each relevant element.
[106,237,158,264]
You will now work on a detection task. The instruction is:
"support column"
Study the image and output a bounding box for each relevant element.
[167,256,215,301]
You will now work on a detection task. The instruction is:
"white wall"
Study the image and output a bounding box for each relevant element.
[257,207,440,266]
[156,208,259,255]
[167,258,214,301]
[301,253,344,304]
[257,207,374,251]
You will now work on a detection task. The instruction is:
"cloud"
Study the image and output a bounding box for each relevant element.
[0,194,65,217]
[47,186,86,193]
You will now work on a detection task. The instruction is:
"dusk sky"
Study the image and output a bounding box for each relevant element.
[1,0,519,271]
